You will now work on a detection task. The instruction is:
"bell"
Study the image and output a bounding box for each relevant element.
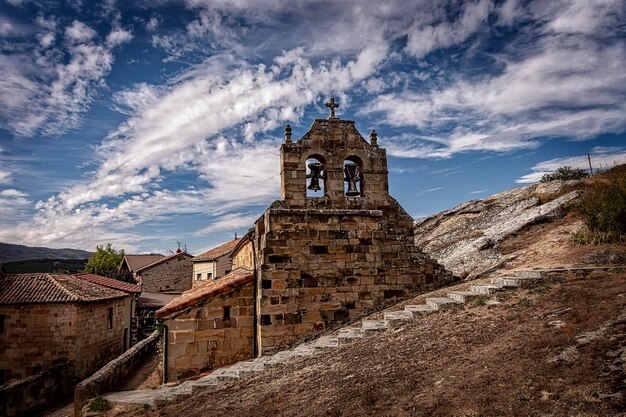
[344,162,361,197]
[307,162,324,192]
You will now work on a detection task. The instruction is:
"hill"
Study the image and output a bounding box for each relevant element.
[0,242,93,263]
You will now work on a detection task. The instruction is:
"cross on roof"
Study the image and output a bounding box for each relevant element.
[325,97,340,119]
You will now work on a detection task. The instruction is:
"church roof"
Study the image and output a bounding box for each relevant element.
[192,238,242,262]
[0,273,129,304]
[155,268,253,318]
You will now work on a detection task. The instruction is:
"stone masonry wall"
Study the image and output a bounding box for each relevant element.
[141,255,193,293]
[164,282,254,381]
[74,297,131,379]
[232,240,254,270]
[0,303,79,383]
[254,203,448,353]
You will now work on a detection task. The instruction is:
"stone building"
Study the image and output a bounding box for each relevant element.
[191,237,242,288]
[119,253,165,277]
[0,273,134,384]
[157,103,453,380]
[136,250,193,293]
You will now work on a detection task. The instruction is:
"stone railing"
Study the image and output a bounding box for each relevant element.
[74,330,160,416]
[0,362,72,417]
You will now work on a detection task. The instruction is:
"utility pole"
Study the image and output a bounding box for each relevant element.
[588,153,593,176]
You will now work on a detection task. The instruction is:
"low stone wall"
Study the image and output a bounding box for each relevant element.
[0,362,72,417]
[73,330,160,416]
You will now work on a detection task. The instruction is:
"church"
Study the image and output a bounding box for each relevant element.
[156,100,453,381]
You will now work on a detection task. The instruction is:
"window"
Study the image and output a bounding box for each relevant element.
[0,315,4,333]
[107,308,113,330]
[224,270,231,275]
[196,273,201,280]
[223,307,231,321]
[207,272,213,280]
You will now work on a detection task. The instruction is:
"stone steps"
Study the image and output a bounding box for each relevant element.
[101,267,575,409]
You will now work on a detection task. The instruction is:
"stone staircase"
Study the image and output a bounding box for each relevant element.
[100,267,622,409]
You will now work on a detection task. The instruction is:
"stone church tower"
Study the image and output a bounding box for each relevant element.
[252,99,452,353]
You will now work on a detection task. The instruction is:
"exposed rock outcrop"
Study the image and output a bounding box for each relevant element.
[414,181,581,279]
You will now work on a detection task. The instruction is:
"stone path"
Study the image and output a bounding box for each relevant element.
[102,267,624,409]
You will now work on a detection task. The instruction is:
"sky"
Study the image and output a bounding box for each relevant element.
[0,0,625,255]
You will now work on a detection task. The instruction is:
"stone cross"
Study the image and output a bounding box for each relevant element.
[325,98,340,119]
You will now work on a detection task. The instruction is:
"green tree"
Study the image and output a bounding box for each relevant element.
[84,243,125,276]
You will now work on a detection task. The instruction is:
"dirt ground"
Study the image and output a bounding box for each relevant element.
[116,270,626,417]
[498,214,626,271]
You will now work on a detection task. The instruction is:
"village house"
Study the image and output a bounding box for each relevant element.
[0,272,136,415]
[118,253,165,278]
[156,104,453,381]
[135,250,193,294]
[191,237,242,288]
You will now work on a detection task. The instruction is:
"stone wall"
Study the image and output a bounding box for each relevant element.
[141,255,193,293]
[0,363,72,417]
[163,282,254,381]
[254,204,448,353]
[73,330,159,417]
[0,302,79,383]
[232,240,254,270]
[74,297,131,379]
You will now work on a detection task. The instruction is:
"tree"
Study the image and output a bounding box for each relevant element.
[540,166,588,183]
[84,243,125,276]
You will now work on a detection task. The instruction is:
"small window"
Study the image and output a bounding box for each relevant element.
[0,369,5,385]
[0,315,4,333]
[196,273,201,280]
[224,270,231,275]
[223,307,231,321]
[207,272,213,280]
[107,308,113,330]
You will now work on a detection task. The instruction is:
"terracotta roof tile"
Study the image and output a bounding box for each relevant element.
[193,238,242,261]
[135,251,193,273]
[121,254,165,272]
[156,268,253,318]
[0,273,129,304]
[74,273,142,294]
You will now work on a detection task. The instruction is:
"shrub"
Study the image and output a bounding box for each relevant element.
[573,164,626,245]
[88,396,112,412]
[540,166,588,183]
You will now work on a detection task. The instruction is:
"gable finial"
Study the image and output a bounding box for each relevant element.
[284,124,292,143]
[369,129,378,146]
[325,97,340,119]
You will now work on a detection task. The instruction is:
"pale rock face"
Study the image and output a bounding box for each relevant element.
[414,180,580,279]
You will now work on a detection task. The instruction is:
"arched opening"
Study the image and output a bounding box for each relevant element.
[306,155,326,198]
[343,156,363,197]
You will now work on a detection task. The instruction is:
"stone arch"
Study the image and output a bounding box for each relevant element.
[343,155,363,197]
[306,153,326,197]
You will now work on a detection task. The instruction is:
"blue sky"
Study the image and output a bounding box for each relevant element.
[1,0,625,254]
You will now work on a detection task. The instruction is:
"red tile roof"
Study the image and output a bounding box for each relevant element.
[135,251,193,273]
[193,238,242,261]
[121,254,165,272]
[0,273,129,304]
[155,268,254,318]
[74,273,142,294]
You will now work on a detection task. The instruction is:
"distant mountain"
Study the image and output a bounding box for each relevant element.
[0,242,93,263]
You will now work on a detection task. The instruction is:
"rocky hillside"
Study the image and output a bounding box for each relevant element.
[414,181,581,279]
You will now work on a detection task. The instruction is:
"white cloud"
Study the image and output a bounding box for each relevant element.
[145,16,161,32]
[195,212,261,236]
[0,188,30,217]
[416,187,446,196]
[65,20,96,43]
[470,189,487,194]
[405,0,492,59]
[0,17,129,137]
[516,147,626,183]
